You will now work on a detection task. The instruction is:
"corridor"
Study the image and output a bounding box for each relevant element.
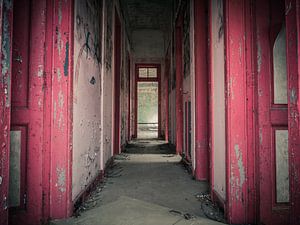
[0,0,300,225]
[51,140,225,225]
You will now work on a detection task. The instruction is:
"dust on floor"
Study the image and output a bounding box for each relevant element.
[51,140,226,225]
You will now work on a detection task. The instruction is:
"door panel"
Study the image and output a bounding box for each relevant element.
[10,0,44,224]
[256,0,290,224]
[9,127,27,210]
[10,0,30,214]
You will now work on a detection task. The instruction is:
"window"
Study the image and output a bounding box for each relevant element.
[138,67,157,78]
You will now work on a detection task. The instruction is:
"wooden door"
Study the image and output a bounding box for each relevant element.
[9,0,45,224]
[257,1,291,224]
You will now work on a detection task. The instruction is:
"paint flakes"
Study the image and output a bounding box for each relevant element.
[58,0,62,25]
[38,98,42,110]
[56,26,63,57]
[57,68,62,81]
[239,40,243,64]
[53,102,57,121]
[37,65,44,77]
[234,144,245,187]
[228,77,235,99]
[64,42,69,76]
[290,88,297,104]
[257,41,262,73]
[259,128,263,145]
[56,167,66,193]
[1,5,12,108]
[58,90,64,108]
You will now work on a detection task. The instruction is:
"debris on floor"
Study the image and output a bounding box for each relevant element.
[52,140,227,225]
[195,193,226,223]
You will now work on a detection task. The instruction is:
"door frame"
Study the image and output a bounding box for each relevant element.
[0,0,74,224]
[113,8,121,155]
[283,0,300,224]
[0,1,13,224]
[175,11,183,155]
[134,64,161,139]
[127,52,131,141]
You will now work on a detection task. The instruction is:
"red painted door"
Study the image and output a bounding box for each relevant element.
[256,1,291,224]
[9,0,44,224]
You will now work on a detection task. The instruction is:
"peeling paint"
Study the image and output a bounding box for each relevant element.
[53,102,57,121]
[228,77,235,99]
[234,144,245,187]
[257,39,262,73]
[1,2,12,108]
[58,0,62,25]
[239,40,242,64]
[259,128,263,145]
[290,88,297,104]
[57,68,62,81]
[38,98,42,110]
[56,167,66,193]
[58,90,64,108]
[37,65,43,77]
[64,42,69,76]
[58,111,63,129]
[56,26,63,57]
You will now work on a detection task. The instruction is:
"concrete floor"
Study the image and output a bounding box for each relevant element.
[51,140,226,225]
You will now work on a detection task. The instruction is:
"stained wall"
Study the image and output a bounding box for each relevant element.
[72,0,102,201]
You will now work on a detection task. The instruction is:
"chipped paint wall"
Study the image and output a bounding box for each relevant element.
[120,27,131,148]
[72,0,102,201]
[101,0,113,168]
[211,0,226,200]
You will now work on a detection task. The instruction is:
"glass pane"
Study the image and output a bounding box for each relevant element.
[9,131,21,207]
[275,129,289,203]
[148,68,157,78]
[273,25,288,104]
[137,82,158,139]
[139,68,147,78]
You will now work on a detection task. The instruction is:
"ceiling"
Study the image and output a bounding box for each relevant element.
[120,0,174,32]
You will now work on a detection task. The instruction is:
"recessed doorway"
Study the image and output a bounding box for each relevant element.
[135,65,161,139]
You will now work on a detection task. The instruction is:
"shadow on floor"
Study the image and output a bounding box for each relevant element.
[124,139,176,154]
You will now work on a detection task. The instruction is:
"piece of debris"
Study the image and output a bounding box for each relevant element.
[169,210,194,220]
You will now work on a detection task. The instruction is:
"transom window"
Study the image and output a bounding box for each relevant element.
[138,67,157,78]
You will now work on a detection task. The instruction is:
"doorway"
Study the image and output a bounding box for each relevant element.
[256,1,290,224]
[135,65,160,139]
[113,9,121,155]
[8,0,46,224]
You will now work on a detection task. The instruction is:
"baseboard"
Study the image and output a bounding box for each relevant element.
[73,156,115,214]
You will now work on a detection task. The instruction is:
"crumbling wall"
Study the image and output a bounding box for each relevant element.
[72,0,102,201]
